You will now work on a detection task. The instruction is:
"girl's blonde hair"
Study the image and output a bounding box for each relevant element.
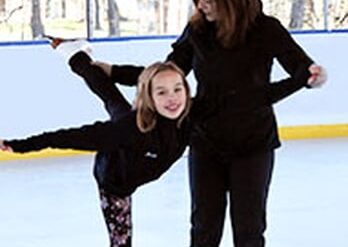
[191,0,261,48]
[134,61,191,133]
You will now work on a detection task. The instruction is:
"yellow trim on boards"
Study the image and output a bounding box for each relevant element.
[279,123,348,140]
[0,148,92,162]
[1,124,348,162]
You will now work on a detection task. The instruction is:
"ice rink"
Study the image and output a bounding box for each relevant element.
[0,138,347,247]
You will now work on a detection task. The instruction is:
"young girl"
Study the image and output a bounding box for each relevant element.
[85,1,327,246]
[0,50,191,247]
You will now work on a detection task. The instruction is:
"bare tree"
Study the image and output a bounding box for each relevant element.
[0,5,23,24]
[95,0,102,30]
[267,0,288,22]
[61,0,66,18]
[289,0,305,29]
[31,0,45,39]
[154,0,162,33]
[0,0,5,16]
[155,0,169,34]
[164,0,170,33]
[45,0,51,18]
[302,0,319,29]
[331,0,348,28]
[107,0,120,36]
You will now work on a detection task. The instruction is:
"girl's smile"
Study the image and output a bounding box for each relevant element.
[151,70,187,119]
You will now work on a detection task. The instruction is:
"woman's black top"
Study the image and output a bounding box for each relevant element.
[110,14,314,156]
[168,15,314,155]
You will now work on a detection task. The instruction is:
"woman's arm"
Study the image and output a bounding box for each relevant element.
[265,17,326,104]
[166,24,194,75]
[93,24,194,85]
[109,64,145,86]
[92,60,144,86]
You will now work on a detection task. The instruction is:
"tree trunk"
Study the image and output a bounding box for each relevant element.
[45,0,51,18]
[289,0,305,29]
[333,0,348,28]
[164,0,170,33]
[95,0,102,30]
[31,0,45,39]
[61,0,66,18]
[107,0,120,36]
[0,0,5,16]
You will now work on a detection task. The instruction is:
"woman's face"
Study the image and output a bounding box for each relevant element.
[151,70,187,120]
[197,0,218,22]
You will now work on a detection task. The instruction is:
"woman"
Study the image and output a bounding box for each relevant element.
[0,52,191,247]
[94,1,327,246]
[169,1,326,247]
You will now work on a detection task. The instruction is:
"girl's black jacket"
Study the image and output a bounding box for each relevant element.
[109,14,315,156]
[4,113,189,197]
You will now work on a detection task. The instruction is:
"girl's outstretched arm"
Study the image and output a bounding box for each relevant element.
[2,117,138,154]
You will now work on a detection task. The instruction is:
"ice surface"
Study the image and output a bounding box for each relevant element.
[0,138,347,247]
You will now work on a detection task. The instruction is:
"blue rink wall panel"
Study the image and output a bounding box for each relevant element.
[0,32,347,160]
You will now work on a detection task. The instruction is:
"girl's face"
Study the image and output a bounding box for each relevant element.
[197,0,218,22]
[151,70,187,120]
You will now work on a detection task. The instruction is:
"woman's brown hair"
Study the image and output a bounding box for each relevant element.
[134,61,191,133]
[190,0,261,48]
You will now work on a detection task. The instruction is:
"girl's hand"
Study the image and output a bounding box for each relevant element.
[92,61,112,77]
[0,140,13,152]
[307,64,327,88]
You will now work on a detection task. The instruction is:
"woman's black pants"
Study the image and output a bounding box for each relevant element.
[188,146,274,247]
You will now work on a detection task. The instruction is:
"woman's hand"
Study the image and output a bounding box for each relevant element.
[92,61,112,77]
[307,64,327,88]
[0,139,13,152]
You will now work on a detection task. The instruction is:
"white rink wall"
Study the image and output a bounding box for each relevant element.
[0,32,347,139]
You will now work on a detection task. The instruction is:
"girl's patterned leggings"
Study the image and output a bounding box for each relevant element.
[99,189,132,247]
